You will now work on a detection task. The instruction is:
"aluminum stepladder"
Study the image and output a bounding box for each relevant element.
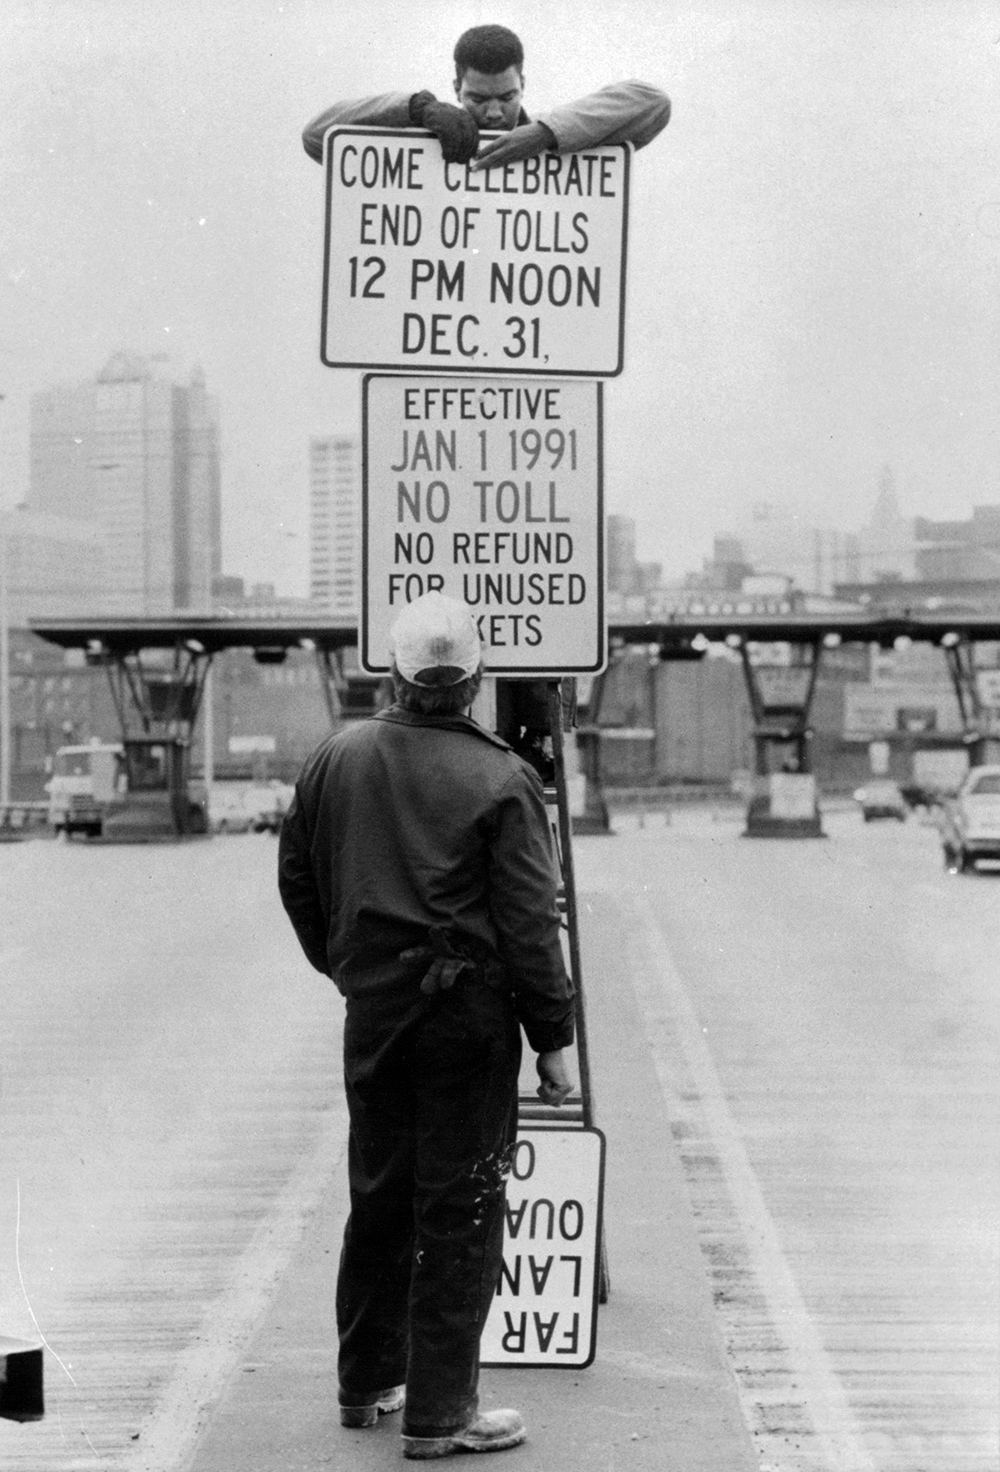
[513,681,610,1304]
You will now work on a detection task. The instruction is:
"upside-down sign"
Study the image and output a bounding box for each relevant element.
[361,374,606,676]
[321,128,630,376]
[481,1127,606,1369]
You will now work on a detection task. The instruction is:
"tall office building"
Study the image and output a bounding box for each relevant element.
[29,352,221,615]
[309,434,360,616]
[729,500,860,595]
[0,509,108,623]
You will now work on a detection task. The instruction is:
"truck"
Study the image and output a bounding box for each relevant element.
[47,742,126,837]
[47,737,207,841]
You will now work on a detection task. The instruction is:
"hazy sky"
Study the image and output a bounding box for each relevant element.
[2,0,997,594]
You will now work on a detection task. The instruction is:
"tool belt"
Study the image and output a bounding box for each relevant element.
[400,926,506,997]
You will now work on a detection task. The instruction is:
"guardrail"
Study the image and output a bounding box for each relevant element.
[0,802,50,839]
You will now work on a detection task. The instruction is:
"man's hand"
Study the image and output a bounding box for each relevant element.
[400,927,473,995]
[536,1049,574,1107]
[409,91,480,163]
[471,122,557,171]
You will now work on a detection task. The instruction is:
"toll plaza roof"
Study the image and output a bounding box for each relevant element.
[610,609,1000,646]
[28,615,360,657]
[27,606,1000,658]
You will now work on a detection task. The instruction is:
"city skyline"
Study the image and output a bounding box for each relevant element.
[2,2,997,599]
[9,340,999,621]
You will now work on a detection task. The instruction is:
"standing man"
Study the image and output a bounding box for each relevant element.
[302,22,670,166]
[278,592,575,1459]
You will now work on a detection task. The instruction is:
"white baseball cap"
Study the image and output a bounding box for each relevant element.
[389,592,483,687]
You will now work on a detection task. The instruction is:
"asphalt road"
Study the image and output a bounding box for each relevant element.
[0,806,997,1471]
[584,804,1000,1472]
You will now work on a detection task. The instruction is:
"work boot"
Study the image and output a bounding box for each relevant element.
[339,1385,405,1428]
[402,1408,527,1458]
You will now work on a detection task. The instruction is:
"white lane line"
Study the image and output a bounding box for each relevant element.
[627,893,877,1472]
[129,1097,350,1472]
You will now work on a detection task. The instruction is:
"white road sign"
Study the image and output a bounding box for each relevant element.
[321,128,630,376]
[481,1127,606,1369]
[361,375,606,676]
[227,735,276,755]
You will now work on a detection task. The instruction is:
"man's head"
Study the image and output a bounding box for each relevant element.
[389,591,484,715]
[453,24,524,133]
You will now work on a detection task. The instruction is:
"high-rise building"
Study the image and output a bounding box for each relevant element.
[309,434,360,617]
[724,500,860,595]
[28,352,221,614]
[606,513,662,597]
[0,509,107,623]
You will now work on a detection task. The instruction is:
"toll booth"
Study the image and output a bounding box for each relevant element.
[941,633,1000,767]
[87,644,210,840]
[737,642,825,838]
[100,736,206,842]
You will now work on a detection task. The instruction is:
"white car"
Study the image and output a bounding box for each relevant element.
[940,765,1000,872]
[242,782,294,833]
[208,787,254,834]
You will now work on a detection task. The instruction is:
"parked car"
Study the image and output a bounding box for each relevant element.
[208,786,254,834]
[242,782,294,834]
[939,764,1000,873]
[852,780,907,822]
[899,782,941,812]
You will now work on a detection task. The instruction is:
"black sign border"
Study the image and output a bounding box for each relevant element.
[361,374,606,677]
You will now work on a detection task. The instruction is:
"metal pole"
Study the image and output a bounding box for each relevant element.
[203,660,214,799]
[0,391,10,808]
[0,523,9,808]
[547,680,610,1301]
[547,683,595,1130]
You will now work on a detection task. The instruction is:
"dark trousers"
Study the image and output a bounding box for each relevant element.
[337,979,522,1438]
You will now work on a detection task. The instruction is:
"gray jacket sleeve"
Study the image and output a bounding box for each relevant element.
[487,766,575,1054]
[302,92,415,162]
[303,79,669,163]
[534,79,670,153]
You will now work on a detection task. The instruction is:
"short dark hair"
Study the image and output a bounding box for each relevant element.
[454,24,524,80]
[391,662,483,716]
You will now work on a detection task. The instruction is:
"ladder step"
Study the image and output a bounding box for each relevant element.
[518,1107,585,1125]
[517,1092,586,1125]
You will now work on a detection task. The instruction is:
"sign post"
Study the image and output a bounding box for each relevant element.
[361,374,604,675]
[322,128,630,377]
[320,121,624,1362]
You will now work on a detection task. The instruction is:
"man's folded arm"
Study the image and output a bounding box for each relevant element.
[534,78,671,154]
[302,91,415,162]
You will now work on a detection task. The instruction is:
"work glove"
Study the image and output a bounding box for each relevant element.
[409,90,480,163]
[401,926,474,995]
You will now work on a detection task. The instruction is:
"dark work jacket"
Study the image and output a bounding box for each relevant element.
[277,706,574,1054]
